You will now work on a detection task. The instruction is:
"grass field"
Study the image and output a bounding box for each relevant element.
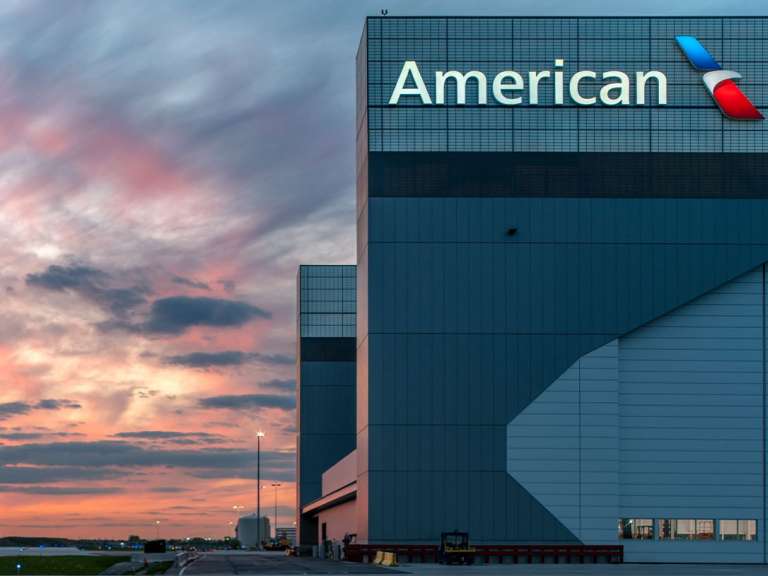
[0,555,130,575]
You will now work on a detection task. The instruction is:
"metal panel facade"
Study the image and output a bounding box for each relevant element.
[365,17,768,152]
[296,265,357,546]
[618,267,764,562]
[354,17,768,560]
[507,340,619,545]
[507,266,766,562]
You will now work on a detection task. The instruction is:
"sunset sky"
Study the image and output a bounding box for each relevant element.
[0,0,760,540]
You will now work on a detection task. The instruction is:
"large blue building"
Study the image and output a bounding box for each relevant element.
[298,17,768,563]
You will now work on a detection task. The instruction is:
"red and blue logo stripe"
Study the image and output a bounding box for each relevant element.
[676,35,763,120]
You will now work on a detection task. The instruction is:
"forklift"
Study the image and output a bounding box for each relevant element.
[439,531,475,565]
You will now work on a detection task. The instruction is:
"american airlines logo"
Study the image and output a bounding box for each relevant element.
[388,37,763,120]
[676,35,763,120]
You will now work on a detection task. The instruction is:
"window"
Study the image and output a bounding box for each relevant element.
[696,519,715,540]
[659,519,714,541]
[720,520,757,542]
[660,519,690,540]
[618,518,654,540]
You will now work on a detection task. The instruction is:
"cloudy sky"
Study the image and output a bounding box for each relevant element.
[0,0,761,539]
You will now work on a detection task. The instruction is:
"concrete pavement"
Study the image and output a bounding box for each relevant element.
[177,551,768,575]
[394,564,768,575]
[179,551,401,574]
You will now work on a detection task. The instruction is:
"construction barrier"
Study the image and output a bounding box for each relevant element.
[347,544,438,563]
[381,551,398,567]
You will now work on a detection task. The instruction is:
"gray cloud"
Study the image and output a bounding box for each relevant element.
[0,441,294,473]
[0,402,30,419]
[27,266,270,338]
[0,432,43,440]
[164,351,293,368]
[188,467,294,483]
[281,423,297,435]
[112,430,225,444]
[261,379,295,392]
[26,265,148,318]
[171,275,210,291]
[144,296,270,334]
[253,353,294,365]
[0,486,124,495]
[112,430,203,439]
[98,295,271,336]
[198,394,295,411]
[0,431,83,441]
[0,399,81,421]
[26,265,105,290]
[35,399,81,411]
[150,486,189,493]
[164,350,250,367]
[0,465,128,484]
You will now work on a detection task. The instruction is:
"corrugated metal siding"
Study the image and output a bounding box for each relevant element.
[507,341,619,542]
[363,193,768,544]
[507,266,766,562]
[581,343,621,543]
[619,267,764,563]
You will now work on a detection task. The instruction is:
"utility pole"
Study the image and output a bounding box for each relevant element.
[271,483,281,539]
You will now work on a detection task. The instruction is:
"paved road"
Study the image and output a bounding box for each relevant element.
[181,551,402,575]
[395,564,768,575]
[179,552,768,575]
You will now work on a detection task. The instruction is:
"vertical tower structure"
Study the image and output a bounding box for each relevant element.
[296,265,356,546]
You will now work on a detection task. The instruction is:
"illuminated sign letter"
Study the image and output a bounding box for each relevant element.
[635,70,667,105]
[436,70,487,105]
[600,71,631,106]
[569,70,597,105]
[493,71,525,105]
[528,70,550,105]
[389,60,432,105]
[554,59,564,105]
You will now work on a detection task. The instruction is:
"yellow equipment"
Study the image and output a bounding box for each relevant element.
[439,531,475,565]
[381,552,398,566]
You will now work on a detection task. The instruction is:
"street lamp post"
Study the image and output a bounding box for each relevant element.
[232,505,244,540]
[271,483,281,539]
[155,520,160,540]
[256,430,265,549]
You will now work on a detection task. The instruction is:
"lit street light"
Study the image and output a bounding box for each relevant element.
[256,430,265,549]
[154,520,160,540]
[271,483,281,538]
